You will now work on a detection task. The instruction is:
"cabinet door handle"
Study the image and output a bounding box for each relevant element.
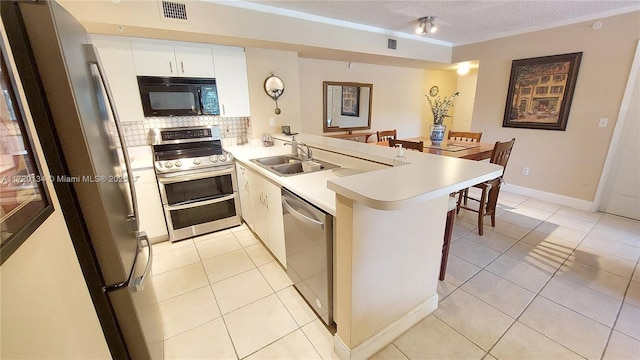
[222,104,226,116]
[181,61,184,74]
[169,61,173,74]
[265,195,268,210]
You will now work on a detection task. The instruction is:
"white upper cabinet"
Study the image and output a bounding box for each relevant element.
[174,46,215,77]
[131,43,176,77]
[132,43,214,78]
[128,40,251,117]
[213,47,251,117]
[91,37,144,122]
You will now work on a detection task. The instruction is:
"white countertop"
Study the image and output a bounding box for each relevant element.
[226,133,503,213]
[328,159,502,210]
[225,143,347,216]
[127,145,154,170]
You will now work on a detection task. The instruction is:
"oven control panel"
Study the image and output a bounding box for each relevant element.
[154,153,233,173]
[149,126,222,145]
[151,126,230,174]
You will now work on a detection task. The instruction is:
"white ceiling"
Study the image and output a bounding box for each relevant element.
[238,0,640,46]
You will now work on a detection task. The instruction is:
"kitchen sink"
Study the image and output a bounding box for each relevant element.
[251,156,339,177]
[271,162,306,175]
[254,155,300,166]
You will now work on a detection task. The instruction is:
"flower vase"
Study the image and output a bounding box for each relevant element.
[430,124,446,145]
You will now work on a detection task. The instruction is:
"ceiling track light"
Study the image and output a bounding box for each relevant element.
[416,16,438,35]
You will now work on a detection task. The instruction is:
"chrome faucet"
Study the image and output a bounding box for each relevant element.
[297,142,313,161]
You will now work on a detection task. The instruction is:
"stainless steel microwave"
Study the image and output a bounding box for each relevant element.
[137,76,220,117]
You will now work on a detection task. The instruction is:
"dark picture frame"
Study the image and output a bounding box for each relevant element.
[341,85,360,117]
[503,52,582,131]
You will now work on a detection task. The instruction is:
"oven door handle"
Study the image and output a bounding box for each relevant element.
[157,166,234,184]
[165,193,236,211]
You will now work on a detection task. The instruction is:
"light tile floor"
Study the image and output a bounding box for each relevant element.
[151,190,640,359]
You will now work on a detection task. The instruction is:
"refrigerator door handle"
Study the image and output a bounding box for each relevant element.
[84,44,139,228]
[131,232,152,293]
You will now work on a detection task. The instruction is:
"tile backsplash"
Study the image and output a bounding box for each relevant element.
[121,116,249,147]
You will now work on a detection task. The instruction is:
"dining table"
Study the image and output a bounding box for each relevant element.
[376,136,495,161]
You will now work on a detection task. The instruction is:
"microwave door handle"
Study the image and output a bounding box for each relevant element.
[84,44,139,228]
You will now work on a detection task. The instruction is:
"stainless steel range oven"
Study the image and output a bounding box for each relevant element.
[150,126,240,242]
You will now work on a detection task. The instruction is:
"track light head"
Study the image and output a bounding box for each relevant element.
[416,16,437,35]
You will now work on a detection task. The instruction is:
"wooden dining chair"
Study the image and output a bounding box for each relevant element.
[377,129,397,142]
[448,131,483,200]
[457,138,516,235]
[448,131,483,142]
[439,196,457,281]
[389,138,424,152]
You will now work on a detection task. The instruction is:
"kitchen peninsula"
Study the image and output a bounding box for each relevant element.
[228,133,502,359]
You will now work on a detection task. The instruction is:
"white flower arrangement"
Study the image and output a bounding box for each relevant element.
[426,91,460,125]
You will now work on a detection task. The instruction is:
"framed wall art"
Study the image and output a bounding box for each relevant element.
[503,52,582,131]
[341,85,360,117]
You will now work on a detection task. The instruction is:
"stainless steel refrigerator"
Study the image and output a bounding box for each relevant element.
[2,1,162,358]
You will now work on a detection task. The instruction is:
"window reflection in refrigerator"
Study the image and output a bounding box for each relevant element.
[0,52,50,257]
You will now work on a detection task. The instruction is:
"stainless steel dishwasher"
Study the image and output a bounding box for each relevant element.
[281,187,335,331]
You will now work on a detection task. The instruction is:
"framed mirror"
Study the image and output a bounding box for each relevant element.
[323,81,372,132]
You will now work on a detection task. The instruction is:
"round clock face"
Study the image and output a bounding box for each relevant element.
[429,85,439,97]
[264,75,285,100]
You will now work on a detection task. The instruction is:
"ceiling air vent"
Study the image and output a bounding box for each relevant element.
[161,1,188,21]
[387,38,397,50]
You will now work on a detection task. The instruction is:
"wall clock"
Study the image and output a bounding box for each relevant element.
[264,73,285,114]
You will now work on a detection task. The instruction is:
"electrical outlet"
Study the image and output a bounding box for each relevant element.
[522,167,529,175]
[269,117,275,126]
[599,117,608,128]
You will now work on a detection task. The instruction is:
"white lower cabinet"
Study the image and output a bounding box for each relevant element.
[236,162,286,267]
[132,169,168,242]
[261,178,286,267]
[236,163,254,230]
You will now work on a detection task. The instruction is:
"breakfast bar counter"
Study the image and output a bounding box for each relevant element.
[226,134,502,360]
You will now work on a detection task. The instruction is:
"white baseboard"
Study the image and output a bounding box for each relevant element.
[148,234,169,245]
[333,293,439,360]
[502,183,593,211]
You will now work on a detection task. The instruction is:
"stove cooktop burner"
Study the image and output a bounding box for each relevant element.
[150,126,233,174]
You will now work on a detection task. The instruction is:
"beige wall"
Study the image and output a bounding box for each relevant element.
[298,58,458,139]
[245,47,302,139]
[59,0,452,65]
[453,74,478,132]
[453,11,640,202]
[1,20,110,358]
[58,0,460,142]
[424,70,459,137]
[1,212,111,359]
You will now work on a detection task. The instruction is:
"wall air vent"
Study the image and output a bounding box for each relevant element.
[161,1,187,21]
[387,38,397,50]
